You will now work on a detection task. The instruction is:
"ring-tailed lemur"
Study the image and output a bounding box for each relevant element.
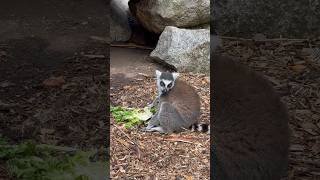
[143,70,209,134]
[211,35,289,180]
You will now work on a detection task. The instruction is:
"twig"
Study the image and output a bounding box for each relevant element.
[1,144,78,152]
[163,137,203,146]
[111,43,154,50]
[89,36,109,43]
[38,144,78,152]
[304,58,320,70]
[83,54,106,59]
[113,125,135,145]
[291,159,320,167]
[137,73,152,78]
[220,36,309,42]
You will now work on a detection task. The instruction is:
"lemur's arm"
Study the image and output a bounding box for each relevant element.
[148,95,160,108]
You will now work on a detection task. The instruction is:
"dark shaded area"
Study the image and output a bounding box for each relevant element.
[128,16,160,47]
[213,0,320,38]
[212,54,289,180]
[0,0,108,153]
[0,0,107,40]
[216,38,320,180]
[127,0,160,47]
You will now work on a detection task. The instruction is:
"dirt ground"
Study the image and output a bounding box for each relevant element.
[218,37,320,180]
[0,0,108,178]
[110,46,210,179]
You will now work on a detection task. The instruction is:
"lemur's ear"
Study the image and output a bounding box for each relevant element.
[156,70,161,78]
[172,72,179,80]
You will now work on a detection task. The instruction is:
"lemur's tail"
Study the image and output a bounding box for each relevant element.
[189,123,210,134]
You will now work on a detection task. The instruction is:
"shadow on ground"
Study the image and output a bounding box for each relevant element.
[0,0,108,149]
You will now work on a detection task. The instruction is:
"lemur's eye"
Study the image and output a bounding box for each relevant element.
[160,81,165,86]
[167,82,172,88]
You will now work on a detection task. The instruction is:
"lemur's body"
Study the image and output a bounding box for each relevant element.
[211,35,290,180]
[144,70,208,133]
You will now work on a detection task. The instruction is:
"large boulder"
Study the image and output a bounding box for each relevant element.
[150,26,210,74]
[129,0,210,33]
[110,0,132,42]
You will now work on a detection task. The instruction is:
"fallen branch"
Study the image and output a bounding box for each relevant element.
[111,43,154,50]
[38,144,78,152]
[113,125,135,145]
[89,36,109,43]
[163,136,203,146]
[0,101,17,110]
[220,36,309,42]
[83,54,106,59]
[1,144,78,153]
[137,73,152,78]
[291,159,320,167]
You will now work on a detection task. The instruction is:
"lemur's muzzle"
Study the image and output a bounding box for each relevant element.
[162,89,168,95]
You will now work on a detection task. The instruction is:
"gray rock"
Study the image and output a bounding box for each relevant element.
[150,26,210,74]
[129,0,210,33]
[110,0,131,42]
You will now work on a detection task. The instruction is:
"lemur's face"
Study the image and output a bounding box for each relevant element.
[156,70,179,95]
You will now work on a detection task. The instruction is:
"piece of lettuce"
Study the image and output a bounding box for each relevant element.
[110,106,155,128]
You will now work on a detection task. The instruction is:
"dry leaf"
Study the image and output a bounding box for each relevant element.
[300,122,318,135]
[184,175,193,180]
[289,64,307,72]
[43,76,65,87]
[123,85,131,90]
[311,142,320,155]
[40,128,55,135]
[290,144,304,151]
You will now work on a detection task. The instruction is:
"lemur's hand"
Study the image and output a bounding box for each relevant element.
[148,96,160,108]
[147,103,154,108]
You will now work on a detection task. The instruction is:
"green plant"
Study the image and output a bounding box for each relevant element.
[0,137,108,180]
[110,106,155,128]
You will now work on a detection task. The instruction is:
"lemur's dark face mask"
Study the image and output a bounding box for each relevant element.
[160,80,173,95]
